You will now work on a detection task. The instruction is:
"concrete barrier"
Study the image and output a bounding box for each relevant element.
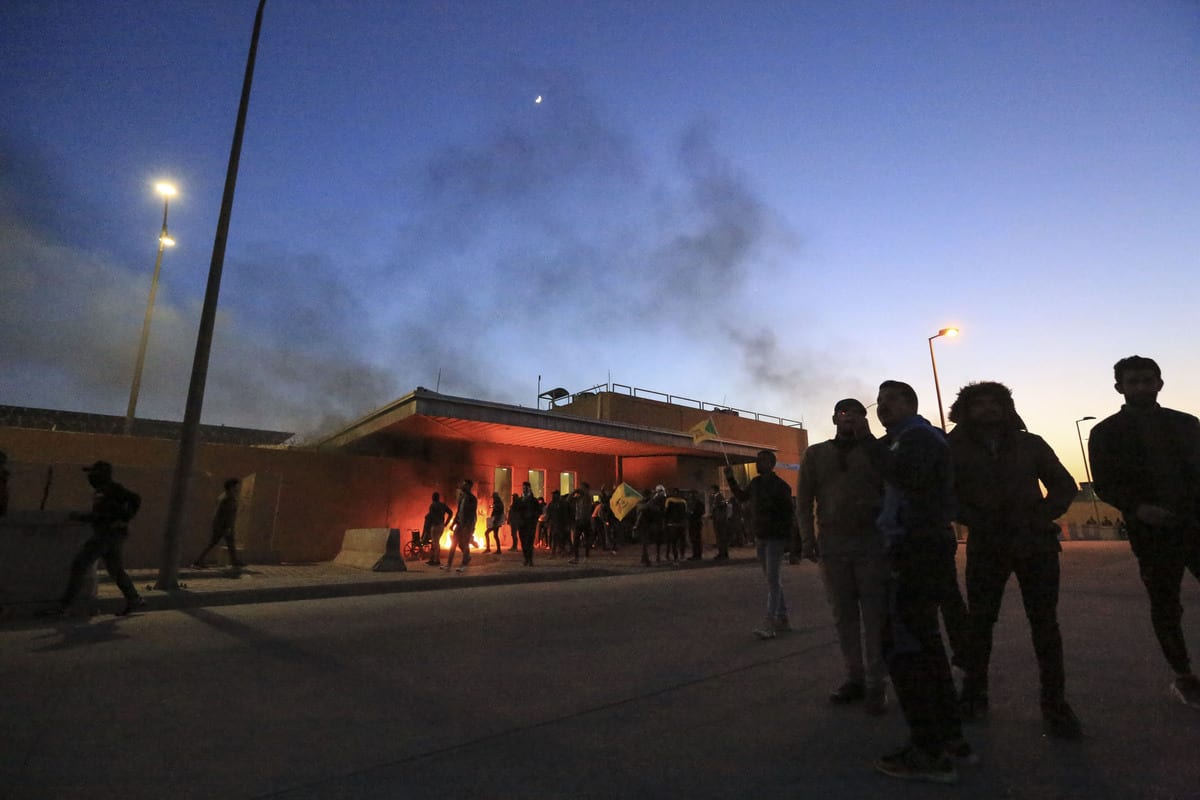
[0,510,97,611]
[332,528,408,572]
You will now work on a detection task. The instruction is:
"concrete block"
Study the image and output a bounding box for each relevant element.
[332,528,408,572]
[0,510,97,609]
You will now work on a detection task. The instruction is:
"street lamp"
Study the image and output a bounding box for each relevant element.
[1075,416,1101,521]
[927,327,959,431]
[124,182,178,435]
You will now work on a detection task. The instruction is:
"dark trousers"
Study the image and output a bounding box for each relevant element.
[714,519,729,558]
[1135,547,1194,675]
[445,531,471,569]
[964,549,1065,701]
[194,527,242,566]
[519,523,536,565]
[62,531,139,606]
[688,521,703,558]
[938,548,969,668]
[885,535,962,754]
[572,522,591,560]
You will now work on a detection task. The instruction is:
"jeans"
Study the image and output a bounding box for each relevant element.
[964,548,1065,701]
[757,539,788,620]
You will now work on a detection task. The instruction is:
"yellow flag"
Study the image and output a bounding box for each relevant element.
[609,482,644,522]
[689,417,719,444]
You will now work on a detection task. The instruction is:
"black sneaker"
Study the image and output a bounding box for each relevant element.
[873,744,958,784]
[945,737,979,765]
[830,680,866,705]
[864,684,888,716]
[117,597,146,617]
[1041,698,1083,739]
[1171,675,1200,710]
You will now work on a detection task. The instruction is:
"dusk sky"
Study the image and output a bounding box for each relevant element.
[2,1,1197,483]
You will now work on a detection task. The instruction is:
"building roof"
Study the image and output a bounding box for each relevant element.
[317,388,765,461]
[0,405,294,447]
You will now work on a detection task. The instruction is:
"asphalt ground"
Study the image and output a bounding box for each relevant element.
[1,541,1198,799]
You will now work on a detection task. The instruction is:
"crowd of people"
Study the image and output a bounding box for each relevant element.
[777,355,1200,785]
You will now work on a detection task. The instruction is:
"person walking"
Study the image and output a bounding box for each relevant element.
[50,461,145,617]
[725,450,795,639]
[569,483,594,564]
[1089,355,1200,710]
[446,479,477,572]
[483,492,505,554]
[872,381,970,783]
[192,478,245,568]
[948,382,1082,738]
[797,398,889,715]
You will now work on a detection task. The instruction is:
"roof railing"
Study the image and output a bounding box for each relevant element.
[548,382,804,429]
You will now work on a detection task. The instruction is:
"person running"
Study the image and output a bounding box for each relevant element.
[1089,355,1200,710]
[797,398,889,715]
[725,450,795,640]
[948,382,1082,738]
[50,461,145,617]
[872,381,970,784]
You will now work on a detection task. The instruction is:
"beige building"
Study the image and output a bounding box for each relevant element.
[0,388,808,568]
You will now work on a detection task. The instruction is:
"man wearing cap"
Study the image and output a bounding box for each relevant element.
[55,461,144,616]
[797,398,889,714]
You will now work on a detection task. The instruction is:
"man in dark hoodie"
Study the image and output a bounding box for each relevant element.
[872,381,969,784]
[1089,355,1200,710]
[948,382,1081,738]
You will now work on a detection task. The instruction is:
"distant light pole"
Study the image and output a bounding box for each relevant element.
[927,327,959,431]
[1075,415,1101,521]
[124,181,178,435]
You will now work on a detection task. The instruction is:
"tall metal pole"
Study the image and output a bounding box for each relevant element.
[928,335,948,431]
[124,193,172,435]
[156,0,267,590]
[1075,416,1101,521]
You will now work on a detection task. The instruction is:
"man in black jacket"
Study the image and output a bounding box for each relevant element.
[1089,355,1200,710]
[872,381,968,784]
[53,461,144,616]
[948,382,1081,737]
[725,450,795,640]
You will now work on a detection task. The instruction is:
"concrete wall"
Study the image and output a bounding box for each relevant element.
[0,428,419,568]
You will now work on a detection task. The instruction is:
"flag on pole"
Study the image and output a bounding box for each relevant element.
[609,482,644,522]
[689,417,719,444]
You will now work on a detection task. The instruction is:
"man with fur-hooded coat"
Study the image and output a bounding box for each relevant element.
[947,381,1081,739]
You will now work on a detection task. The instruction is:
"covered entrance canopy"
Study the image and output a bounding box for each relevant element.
[318,388,765,462]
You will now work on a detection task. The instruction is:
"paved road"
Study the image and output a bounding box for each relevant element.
[1,542,1197,799]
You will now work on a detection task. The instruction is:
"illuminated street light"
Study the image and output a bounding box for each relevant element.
[927,327,959,431]
[1075,416,1102,522]
[124,181,178,435]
